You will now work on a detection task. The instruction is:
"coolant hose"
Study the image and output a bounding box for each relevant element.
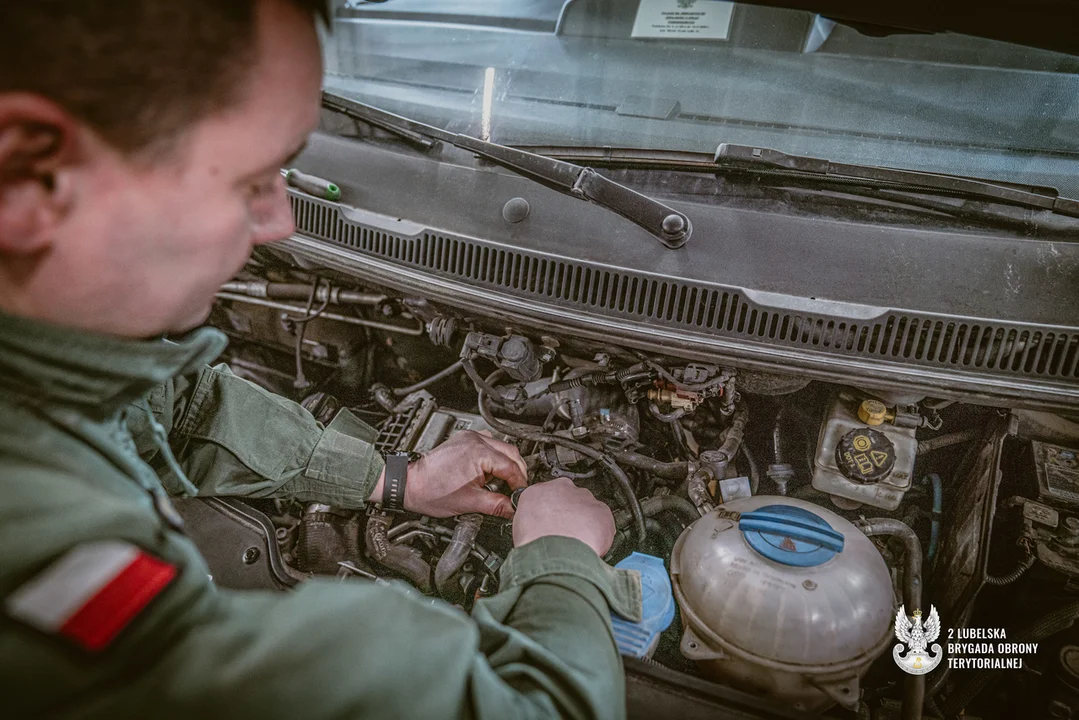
[434,513,483,602]
[365,512,432,593]
[614,494,700,528]
[613,451,690,481]
[715,405,749,468]
[857,518,924,720]
[941,600,1079,716]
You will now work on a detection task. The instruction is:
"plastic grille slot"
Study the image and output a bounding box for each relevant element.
[288,194,1079,382]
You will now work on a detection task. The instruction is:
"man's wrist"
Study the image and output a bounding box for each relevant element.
[366,468,386,504]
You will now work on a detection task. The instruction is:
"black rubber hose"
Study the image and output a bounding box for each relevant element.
[476,390,647,546]
[715,405,749,465]
[984,551,1036,586]
[917,429,979,455]
[740,444,761,495]
[648,402,686,423]
[393,359,464,397]
[640,495,699,525]
[613,451,689,481]
[546,364,650,394]
[365,513,432,593]
[857,518,924,720]
[434,513,483,603]
[772,407,787,465]
[941,600,1079,716]
[461,357,505,401]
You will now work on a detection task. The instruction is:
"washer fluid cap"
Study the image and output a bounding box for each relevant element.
[739,505,845,567]
[611,552,675,658]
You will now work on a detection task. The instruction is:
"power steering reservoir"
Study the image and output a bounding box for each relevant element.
[670,496,894,713]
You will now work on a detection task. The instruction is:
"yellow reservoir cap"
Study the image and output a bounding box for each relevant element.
[858,400,889,426]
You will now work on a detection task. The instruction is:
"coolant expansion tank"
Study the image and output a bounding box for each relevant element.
[670,496,894,713]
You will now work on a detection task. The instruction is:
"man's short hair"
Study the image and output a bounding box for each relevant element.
[0,0,329,157]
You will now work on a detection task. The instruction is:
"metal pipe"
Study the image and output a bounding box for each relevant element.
[215,292,424,335]
[856,518,924,720]
[687,468,715,516]
[220,280,385,305]
[434,513,483,603]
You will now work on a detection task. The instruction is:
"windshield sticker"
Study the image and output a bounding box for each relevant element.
[631,0,735,40]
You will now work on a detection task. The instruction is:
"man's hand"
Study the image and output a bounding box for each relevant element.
[512,478,615,556]
[367,431,527,518]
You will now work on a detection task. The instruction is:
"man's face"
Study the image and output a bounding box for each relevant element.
[7,0,323,337]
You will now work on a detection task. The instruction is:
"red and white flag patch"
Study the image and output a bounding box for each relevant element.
[4,541,176,651]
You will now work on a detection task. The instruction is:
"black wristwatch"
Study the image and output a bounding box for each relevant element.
[381,451,410,513]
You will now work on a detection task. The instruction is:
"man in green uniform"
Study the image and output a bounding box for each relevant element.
[0,1,641,717]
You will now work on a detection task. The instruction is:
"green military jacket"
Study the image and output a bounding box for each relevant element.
[0,310,641,719]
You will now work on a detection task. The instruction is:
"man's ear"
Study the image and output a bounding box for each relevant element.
[0,94,80,255]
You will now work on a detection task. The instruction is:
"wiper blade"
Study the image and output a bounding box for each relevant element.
[715,143,1079,219]
[322,91,692,249]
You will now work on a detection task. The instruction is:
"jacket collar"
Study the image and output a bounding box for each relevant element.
[0,310,227,416]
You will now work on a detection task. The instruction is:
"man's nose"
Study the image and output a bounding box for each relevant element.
[251,175,296,245]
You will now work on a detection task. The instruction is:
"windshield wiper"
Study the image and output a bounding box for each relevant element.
[715,143,1079,219]
[321,91,692,249]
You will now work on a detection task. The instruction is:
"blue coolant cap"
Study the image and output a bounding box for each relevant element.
[739,504,845,567]
[612,552,676,658]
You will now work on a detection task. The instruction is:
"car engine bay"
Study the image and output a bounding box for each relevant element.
[183,249,1079,720]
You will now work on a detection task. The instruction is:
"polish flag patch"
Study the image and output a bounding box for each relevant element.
[4,541,176,651]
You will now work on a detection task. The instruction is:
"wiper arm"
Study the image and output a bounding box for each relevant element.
[322,91,692,249]
[716,143,1079,219]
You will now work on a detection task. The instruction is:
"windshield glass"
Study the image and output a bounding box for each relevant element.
[322,0,1079,197]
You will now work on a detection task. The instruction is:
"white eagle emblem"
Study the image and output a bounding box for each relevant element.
[893,605,943,675]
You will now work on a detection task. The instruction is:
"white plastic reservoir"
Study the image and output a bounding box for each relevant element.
[670,496,895,713]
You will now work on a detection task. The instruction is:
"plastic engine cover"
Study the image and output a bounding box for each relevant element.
[612,552,675,659]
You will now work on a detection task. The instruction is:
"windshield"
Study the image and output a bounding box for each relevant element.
[322,0,1079,197]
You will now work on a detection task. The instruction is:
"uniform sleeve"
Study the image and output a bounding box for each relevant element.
[151,363,383,508]
[4,534,641,720]
[153,536,637,720]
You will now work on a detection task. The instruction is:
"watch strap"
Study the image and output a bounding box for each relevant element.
[382,453,409,513]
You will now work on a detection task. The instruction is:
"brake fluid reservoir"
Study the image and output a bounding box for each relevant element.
[812,393,917,510]
[670,496,893,713]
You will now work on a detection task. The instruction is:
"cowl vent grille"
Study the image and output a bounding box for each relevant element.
[290,193,1079,382]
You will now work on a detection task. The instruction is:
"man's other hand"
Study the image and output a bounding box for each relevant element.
[512,478,615,556]
[367,431,527,518]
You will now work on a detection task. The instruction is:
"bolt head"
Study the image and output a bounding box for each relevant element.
[662,213,686,235]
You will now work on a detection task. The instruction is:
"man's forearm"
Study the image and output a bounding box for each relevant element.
[159,363,383,506]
